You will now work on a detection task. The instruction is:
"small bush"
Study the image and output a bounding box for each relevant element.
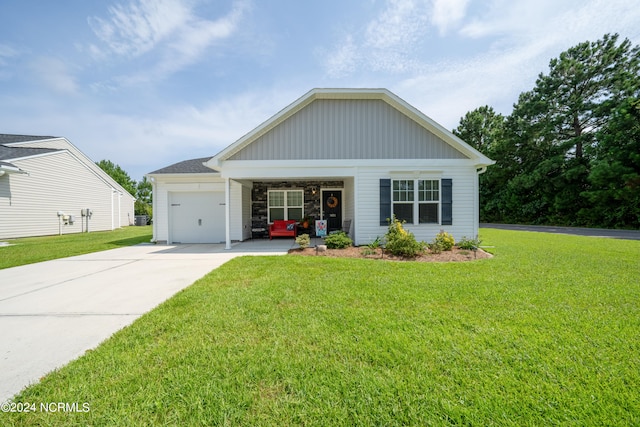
[384,216,425,258]
[324,232,353,249]
[428,241,444,254]
[295,233,311,249]
[458,236,481,250]
[360,247,377,256]
[367,236,382,250]
[432,230,455,251]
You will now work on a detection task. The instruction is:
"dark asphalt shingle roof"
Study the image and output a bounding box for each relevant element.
[148,157,217,174]
[0,144,62,161]
[0,134,57,144]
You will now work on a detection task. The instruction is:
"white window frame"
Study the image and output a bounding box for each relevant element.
[392,179,440,224]
[267,189,304,223]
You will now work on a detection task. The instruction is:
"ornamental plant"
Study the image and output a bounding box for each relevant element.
[384,216,424,258]
[295,233,311,249]
[457,236,481,250]
[431,230,455,251]
[324,231,353,249]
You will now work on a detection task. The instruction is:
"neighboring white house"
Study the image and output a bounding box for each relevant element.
[0,134,136,239]
[148,88,494,247]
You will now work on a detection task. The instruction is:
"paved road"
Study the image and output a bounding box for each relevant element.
[481,223,640,240]
[0,242,290,403]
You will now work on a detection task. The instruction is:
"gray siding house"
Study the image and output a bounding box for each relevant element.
[0,134,136,239]
[148,88,494,247]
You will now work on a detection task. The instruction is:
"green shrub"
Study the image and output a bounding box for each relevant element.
[432,230,455,251]
[457,236,481,250]
[384,216,425,258]
[428,240,443,254]
[367,236,382,250]
[324,232,353,249]
[295,233,311,249]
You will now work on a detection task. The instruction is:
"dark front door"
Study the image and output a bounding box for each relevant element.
[323,190,342,233]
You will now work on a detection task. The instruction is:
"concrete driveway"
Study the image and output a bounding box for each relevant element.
[0,241,291,403]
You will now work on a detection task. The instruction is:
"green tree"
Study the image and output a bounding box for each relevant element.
[96,159,137,196]
[453,106,506,221]
[135,176,153,217]
[453,105,505,153]
[482,33,640,225]
[582,98,640,227]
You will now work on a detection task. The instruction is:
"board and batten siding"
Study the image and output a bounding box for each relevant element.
[0,152,116,238]
[229,99,468,161]
[354,165,480,246]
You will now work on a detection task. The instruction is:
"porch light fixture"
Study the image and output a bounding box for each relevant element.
[310,186,317,195]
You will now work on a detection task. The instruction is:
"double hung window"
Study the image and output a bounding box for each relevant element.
[268,190,303,222]
[392,179,440,224]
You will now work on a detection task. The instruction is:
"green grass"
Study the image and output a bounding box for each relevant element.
[0,226,152,269]
[4,229,639,426]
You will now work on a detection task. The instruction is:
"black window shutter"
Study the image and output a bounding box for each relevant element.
[380,179,391,225]
[441,179,453,225]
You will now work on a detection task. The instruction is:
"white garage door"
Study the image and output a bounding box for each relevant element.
[169,191,225,243]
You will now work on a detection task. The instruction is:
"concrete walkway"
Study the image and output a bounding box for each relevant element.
[0,240,294,403]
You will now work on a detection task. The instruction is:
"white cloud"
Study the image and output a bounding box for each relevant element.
[323,0,472,76]
[29,57,79,95]
[323,0,640,129]
[324,35,359,78]
[87,0,249,84]
[88,0,191,57]
[365,0,430,50]
[431,0,470,35]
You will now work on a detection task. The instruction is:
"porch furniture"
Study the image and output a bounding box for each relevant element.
[269,220,298,239]
[329,219,352,235]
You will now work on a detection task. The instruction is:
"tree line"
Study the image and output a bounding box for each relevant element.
[454,34,640,229]
[96,159,152,218]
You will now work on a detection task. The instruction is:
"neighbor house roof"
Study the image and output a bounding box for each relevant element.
[148,157,217,174]
[0,134,136,198]
[0,134,57,144]
[0,143,62,175]
[0,144,61,161]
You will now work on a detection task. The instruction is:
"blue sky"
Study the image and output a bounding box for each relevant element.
[1,0,639,181]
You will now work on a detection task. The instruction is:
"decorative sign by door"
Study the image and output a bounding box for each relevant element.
[315,220,327,237]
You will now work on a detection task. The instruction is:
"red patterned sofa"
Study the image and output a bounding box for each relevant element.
[269,220,298,239]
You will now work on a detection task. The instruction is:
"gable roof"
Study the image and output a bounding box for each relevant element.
[207,88,494,167]
[0,142,62,175]
[148,157,217,175]
[0,134,135,198]
[0,134,58,144]
[0,144,61,161]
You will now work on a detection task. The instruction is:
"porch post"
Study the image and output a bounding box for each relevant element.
[225,177,232,250]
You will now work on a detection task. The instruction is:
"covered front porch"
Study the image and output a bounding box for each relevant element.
[224,177,355,249]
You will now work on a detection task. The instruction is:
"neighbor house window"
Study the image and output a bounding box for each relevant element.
[268,190,304,222]
[392,179,440,224]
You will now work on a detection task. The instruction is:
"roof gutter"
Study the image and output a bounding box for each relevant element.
[0,164,29,176]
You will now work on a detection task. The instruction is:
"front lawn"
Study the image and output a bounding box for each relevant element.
[4,229,639,425]
[0,226,152,270]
